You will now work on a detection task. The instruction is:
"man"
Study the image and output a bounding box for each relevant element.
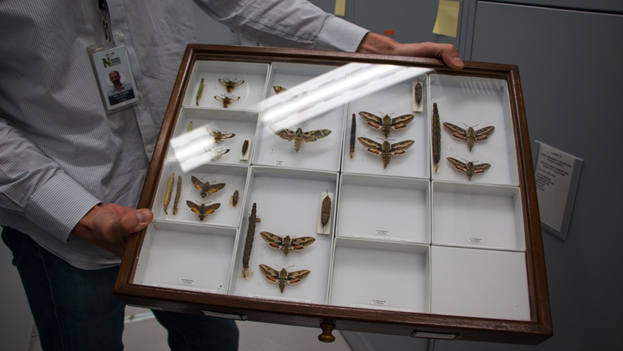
[0,0,463,350]
[107,70,136,106]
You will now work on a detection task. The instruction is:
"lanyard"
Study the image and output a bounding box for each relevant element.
[98,0,112,43]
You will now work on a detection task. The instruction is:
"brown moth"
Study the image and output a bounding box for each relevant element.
[357,137,415,169]
[447,157,491,181]
[218,77,244,92]
[214,94,240,108]
[240,203,258,280]
[229,190,240,207]
[358,111,415,138]
[272,85,287,94]
[191,176,226,198]
[186,200,221,221]
[272,127,331,152]
[432,103,441,173]
[206,127,235,143]
[259,264,311,293]
[443,122,495,151]
[259,232,315,257]
[321,193,331,227]
[204,147,230,162]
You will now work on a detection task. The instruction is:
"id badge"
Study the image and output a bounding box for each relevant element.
[88,45,141,113]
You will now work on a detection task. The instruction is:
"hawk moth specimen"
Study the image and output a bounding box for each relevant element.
[196,78,205,106]
[443,122,495,151]
[204,147,230,162]
[357,137,415,169]
[214,94,240,108]
[272,127,331,152]
[447,157,491,181]
[259,264,311,293]
[191,176,226,198]
[240,203,258,280]
[206,127,235,143]
[432,103,441,173]
[219,77,244,92]
[229,190,240,207]
[259,232,315,257]
[186,200,221,221]
[358,111,415,138]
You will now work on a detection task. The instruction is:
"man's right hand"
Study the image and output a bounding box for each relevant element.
[71,204,153,257]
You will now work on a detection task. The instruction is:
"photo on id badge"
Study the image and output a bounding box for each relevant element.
[90,45,140,112]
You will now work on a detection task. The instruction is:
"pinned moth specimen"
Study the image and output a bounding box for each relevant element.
[272,85,287,94]
[163,172,175,215]
[240,139,250,161]
[272,127,331,152]
[191,176,226,198]
[321,193,331,228]
[447,157,491,181]
[204,147,230,162]
[349,113,356,158]
[259,264,311,293]
[229,190,240,207]
[358,137,415,169]
[443,122,495,151]
[196,78,205,106]
[214,94,240,108]
[432,103,441,173]
[259,232,315,257]
[240,203,259,280]
[186,200,221,221]
[173,175,182,215]
[206,127,235,143]
[358,111,415,138]
[219,77,244,92]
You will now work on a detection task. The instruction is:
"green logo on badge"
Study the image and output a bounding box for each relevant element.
[102,57,111,68]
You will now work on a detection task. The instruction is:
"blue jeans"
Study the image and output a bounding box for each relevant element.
[2,227,239,351]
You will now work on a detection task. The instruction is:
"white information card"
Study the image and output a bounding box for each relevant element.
[534,141,583,241]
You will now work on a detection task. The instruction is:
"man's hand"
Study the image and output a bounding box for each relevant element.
[71,204,153,257]
[356,32,464,70]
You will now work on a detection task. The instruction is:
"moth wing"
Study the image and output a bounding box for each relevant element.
[186,200,201,214]
[190,176,205,192]
[259,231,285,250]
[390,114,415,130]
[390,140,415,156]
[274,128,297,141]
[205,126,217,137]
[358,111,383,129]
[208,182,226,195]
[474,126,495,141]
[302,129,331,142]
[357,137,383,155]
[273,86,287,94]
[204,203,221,214]
[286,270,311,285]
[473,163,491,174]
[447,157,468,173]
[443,122,468,140]
[214,95,225,102]
[222,132,236,140]
[290,236,316,251]
[259,264,280,283]
[218,78,228,86]
[229,95,241,102]
[233,79,244,86]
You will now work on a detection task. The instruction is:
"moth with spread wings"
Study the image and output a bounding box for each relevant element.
[259,264,311,293]
[447,157,491,181]
[443,122,495,151]
[191,176,226,198]
[206,127,235,143]
[214,94,240,108]
[218,77,244,92]
[358,137,415,169]
[271,126,331,152]
[186,200,221,221]
[358,112,415,138]
[259,232,316,257]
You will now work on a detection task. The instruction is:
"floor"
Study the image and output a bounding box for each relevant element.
[28,306,353,351]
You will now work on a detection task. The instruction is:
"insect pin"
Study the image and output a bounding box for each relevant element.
[206,127,235,143]
[186,200,220,221]
[191,176,226,198]
[271,126,331,152]
[358,111,415,138]
[259,232,315,257]
[443,122,495,151]
[446,157,491,181]
[214,94,240,108]
[259,264,311,293]
[218,77,244,92]
[357,137,415,169]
